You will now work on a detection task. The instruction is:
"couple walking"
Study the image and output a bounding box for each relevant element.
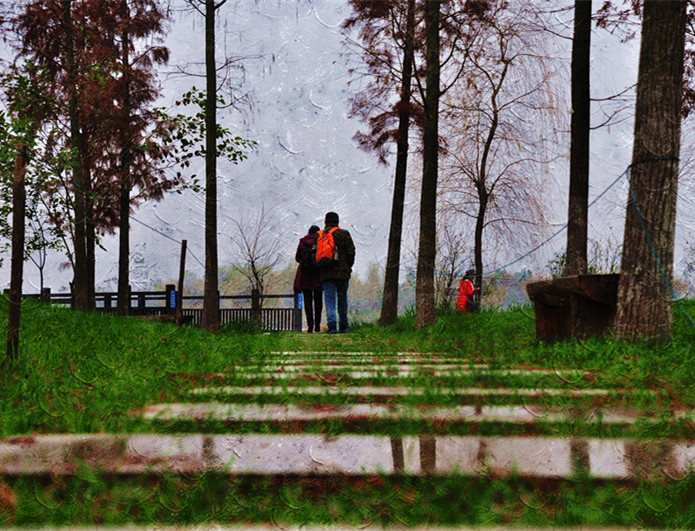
[293,211,355,334]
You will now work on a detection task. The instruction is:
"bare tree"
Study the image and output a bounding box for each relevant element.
[433,220,469,310]
[228,205,282,306]
[612,0,687,340]
[439,1,561,299]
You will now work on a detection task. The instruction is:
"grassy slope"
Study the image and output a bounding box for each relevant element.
[0,298,274,436]
[2,297,695,437]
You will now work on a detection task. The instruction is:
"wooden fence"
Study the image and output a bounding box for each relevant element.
[11,286,303,332]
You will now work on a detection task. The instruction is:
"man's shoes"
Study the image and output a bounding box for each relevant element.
[326,329,338,335]
[339,328,348,333]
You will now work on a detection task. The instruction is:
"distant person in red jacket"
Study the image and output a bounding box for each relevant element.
[293,225,323,332]
[456,270,478,314]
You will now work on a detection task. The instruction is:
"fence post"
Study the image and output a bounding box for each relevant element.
[293,292,302,332]
[103,293,112,310]
[251,289,261,327]
[165,284,176,314]
[41,287,51,303]
[176,240,187,325]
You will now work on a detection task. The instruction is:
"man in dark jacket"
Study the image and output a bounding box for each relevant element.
[320,211,355,333]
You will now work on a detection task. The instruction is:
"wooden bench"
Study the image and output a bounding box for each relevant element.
[525,274,620,343]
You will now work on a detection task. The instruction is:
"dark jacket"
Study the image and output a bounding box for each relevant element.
[319,223,355,282]
[293,233,322,292]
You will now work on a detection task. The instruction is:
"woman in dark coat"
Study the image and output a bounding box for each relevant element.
[293,225,323,332]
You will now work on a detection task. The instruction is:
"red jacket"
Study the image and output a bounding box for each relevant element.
[456,279,474,312]
[293,233,322,292]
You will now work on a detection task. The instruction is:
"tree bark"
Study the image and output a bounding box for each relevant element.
[415,0,440,329]
[565,0,592,276]
[117,177,131,315]
[202,0,220,332]
[612,0,686,340]
[380,0,415,327]
[85,163,96,309]
[118,0,132,317]
[63,0,90,312]
[473,184,488,297]
[6,147,28,360]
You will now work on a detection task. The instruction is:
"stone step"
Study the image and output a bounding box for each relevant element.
[190,385,651,399]
[244,359,487,367]
[271,351,441,358]
[140,402,678,425]
[1,433,692,480]
[266,352,570,367]
[215,366,587,379]
[263,352,505,364]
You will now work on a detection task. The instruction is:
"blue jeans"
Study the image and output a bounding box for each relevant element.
[323,279,349,331]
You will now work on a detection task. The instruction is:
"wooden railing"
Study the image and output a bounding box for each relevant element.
[9,286,302,332]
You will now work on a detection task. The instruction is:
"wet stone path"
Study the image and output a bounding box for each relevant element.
[1,350,692,481]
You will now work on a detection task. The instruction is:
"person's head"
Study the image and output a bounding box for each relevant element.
[308,225,320,235]
[325,211,339,225]
[465,269,475,280]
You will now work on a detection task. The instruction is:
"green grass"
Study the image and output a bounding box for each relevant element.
[2,297,695,436]
[4,473,695,528]
[0,297,275,436]
[3,297,695,528]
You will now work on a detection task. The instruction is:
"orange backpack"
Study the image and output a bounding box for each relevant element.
[315,227,339,267]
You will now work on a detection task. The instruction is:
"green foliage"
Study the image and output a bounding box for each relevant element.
[155,87,257,187]
[0,61,68,265]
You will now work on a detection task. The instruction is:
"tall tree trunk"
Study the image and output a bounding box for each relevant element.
[63,0,89,312]
[473,185,488,297]
[565,0,592,276]
[415,0,440,329]
[6,147,28,360]
[86,204,96,308]
[118,0,132,317]
[202,0,220,332]
[117,177,131,315]
[472,57,506,299]
[380,0,415,327]
[85,162,96,309]
[613,0,686,340]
